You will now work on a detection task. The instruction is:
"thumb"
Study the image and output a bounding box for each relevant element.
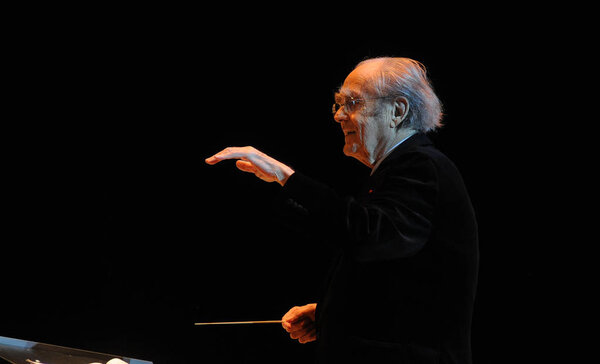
[235,160,256,173]
[282,307,303,329]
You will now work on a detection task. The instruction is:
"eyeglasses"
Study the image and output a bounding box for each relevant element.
[332,96,393,115]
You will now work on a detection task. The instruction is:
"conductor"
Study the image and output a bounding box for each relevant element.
[206,57,479,364]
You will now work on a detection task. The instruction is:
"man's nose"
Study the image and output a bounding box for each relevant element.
[333,108,347,123]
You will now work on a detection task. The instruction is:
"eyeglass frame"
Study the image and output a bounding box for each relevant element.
[332,95,395,115]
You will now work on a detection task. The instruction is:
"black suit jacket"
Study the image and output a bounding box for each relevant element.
[282,133,479,363]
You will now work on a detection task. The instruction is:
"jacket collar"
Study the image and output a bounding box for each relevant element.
[371,132,433,173]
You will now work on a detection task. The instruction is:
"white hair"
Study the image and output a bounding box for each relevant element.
[356,57,443,132]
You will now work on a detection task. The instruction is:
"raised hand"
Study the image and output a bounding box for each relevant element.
[205,146,294,186]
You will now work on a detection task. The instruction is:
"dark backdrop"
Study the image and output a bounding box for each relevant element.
[2,16,560,364]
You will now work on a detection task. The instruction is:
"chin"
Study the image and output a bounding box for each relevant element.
[343,143,355,157]
[344,144,373,168]
[343,143,367,164]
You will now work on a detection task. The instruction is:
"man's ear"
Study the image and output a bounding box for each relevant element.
[392,96,409,128]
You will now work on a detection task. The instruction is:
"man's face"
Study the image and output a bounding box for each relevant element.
[333,64,392,167]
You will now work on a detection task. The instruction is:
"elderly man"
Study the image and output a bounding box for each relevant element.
[206,57,478,363]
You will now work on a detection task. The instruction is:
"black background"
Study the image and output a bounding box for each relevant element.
[2,10,571,364]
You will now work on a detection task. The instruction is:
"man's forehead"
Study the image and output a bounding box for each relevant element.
[338,65,375,98]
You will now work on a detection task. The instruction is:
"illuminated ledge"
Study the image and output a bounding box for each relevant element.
[0,335,152,364]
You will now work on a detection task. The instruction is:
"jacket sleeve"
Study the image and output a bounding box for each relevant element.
[282,152,438,262]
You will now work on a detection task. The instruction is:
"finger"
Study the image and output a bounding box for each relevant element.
[282,317,299,332]
[205,147,253,165]
[298,328,317,344]
[282,306,302,324]
[291,317,311,329]
[205,151,232,165]
[281,320,306,332]
[289,321,315,339]
[205,155,221,165]
[283,316,307,332]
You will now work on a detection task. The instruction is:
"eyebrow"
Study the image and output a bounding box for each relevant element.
[335,90,360,101]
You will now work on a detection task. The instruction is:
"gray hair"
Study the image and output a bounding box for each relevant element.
[356,57,443,132]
